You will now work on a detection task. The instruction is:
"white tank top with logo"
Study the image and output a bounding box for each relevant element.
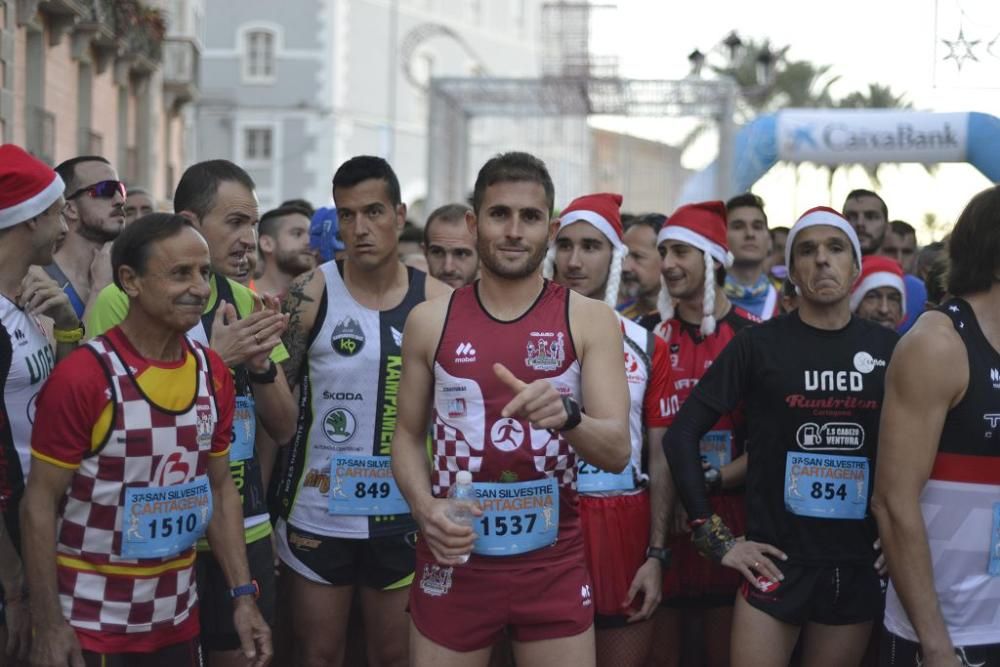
[0,296,55,476]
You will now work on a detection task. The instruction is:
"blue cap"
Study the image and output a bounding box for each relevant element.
[309,206,344,263]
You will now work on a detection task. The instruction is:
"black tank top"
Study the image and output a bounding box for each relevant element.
[936,297,1000,460]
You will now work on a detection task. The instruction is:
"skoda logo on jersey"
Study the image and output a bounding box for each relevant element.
[323,407,357,444]
[490,418,525,451]
[331,317,365,356]
[853,352,885,374]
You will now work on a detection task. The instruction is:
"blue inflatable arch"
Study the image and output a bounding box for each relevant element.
[679,109,1000,204]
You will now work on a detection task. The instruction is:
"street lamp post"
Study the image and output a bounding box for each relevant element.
[687,30,778,198]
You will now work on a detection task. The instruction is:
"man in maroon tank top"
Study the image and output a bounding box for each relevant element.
[392,152,630,667]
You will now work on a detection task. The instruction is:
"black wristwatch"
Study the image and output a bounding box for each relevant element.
[646,546,671,567]
[247,360,277,384]
[559,396,582,431]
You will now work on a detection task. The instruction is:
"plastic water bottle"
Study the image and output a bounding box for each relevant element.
[446,470,476,564]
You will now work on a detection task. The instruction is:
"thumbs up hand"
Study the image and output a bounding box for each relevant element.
[494,363,570,430]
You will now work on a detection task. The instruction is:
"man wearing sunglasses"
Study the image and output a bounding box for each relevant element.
[46,156,126,323]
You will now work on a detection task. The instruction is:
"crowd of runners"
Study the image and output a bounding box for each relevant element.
[0,141,996,667]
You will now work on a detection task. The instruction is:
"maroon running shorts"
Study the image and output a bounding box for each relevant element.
[409,550,594,652]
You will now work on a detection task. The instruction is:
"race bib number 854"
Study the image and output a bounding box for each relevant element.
[784,452,869,520]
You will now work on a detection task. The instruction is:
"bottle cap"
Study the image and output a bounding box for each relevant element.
[456,470,473,485]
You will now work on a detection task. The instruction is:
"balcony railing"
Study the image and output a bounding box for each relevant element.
[163,37,200,107]
[27,107,56,165]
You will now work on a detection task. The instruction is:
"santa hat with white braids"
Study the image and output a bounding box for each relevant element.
[542,192,626,309]
[655,200,734,336]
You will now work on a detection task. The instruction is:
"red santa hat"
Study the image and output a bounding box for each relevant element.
[850,255,906,315]
[543,193,626,308]
[0,144,65,230]
[656,201,733,336]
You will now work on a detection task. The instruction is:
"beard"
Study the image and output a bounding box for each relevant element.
[274,248,316,276]
[78,215,122,244]
[478,235,548,280]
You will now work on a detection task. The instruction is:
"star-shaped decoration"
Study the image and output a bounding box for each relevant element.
[943,27,981,71]
[949,305,960,312]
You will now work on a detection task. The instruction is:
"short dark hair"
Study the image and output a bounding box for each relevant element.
[843,189,888,220]
[55,155,111,193]
[423,203,472,243]
[625,213,665,235]
[332,156,401,207]
[173,160,256,219]
[924,253,950,306]
[888,220,916,239]
[770,226,790,240]
[280,198,315,218]
[947,185,1000,297]
[726,192,767,224]
[472,152,554,216]
[259,205,311,239]
[916,240,945,277]
[111,213,197,291]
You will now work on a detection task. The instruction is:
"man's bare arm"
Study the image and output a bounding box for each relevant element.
[646,426,668,550]
[391,299,478,565]
[22,460,84,665]
[566,296,630,472]
[871,313,964,663]
[280,269,323,389]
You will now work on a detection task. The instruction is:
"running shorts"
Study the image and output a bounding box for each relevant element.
[195,533,276,651]
[580,491,650,626]
[662,493,745,607]
[741,561,883,626]
[82,637,203,667]
[275,518,415,590]
[409,552,594,652]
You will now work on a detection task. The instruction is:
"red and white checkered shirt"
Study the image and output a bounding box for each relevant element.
[56,335,218,636]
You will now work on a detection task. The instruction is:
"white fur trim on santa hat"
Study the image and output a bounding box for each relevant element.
[850,272,906,315]
[785,208,862,271]
[559,210,624,251]
[0,173,65,230]
[657,225,734,268]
